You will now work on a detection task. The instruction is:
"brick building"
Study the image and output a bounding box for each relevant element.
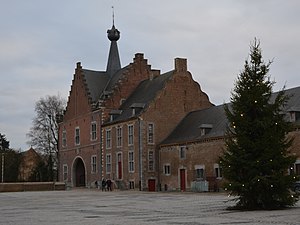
[58,22,300,191]
[159,87,300,192]
[18,147,42,181]
[58,22,212,189]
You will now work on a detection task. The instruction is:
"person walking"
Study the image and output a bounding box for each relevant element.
[101,178,106,191]
[106,179,112,191]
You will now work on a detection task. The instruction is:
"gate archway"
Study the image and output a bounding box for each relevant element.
[72,157,86,187]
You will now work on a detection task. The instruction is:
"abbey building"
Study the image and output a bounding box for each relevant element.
[58,23,300,191]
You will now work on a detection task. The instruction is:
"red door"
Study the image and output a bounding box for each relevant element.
[117,153,122,179]
[180,169,186,191]
[148,179,156,192]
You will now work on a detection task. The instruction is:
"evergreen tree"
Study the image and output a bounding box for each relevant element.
[220,39,299,210]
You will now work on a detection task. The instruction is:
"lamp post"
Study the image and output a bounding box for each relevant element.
[0,139,4,183]
[1,153,4,183]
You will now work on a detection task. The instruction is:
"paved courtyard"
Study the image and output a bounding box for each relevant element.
[0,189,300,225]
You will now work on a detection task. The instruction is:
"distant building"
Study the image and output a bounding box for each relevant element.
[18,147,43,181]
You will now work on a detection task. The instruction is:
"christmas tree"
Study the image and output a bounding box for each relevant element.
[220,39,299,210]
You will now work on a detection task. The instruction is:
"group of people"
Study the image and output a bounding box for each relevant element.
[96,178,112,191]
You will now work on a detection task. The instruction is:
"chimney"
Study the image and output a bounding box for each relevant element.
[174,58,187,72]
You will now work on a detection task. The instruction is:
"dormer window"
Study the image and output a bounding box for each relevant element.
[109,110,122,122]
[130,103,145,117]
[199,124,213,136]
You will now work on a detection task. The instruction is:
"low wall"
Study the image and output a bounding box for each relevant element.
[0,182,66,192]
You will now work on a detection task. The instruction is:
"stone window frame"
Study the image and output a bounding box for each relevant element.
[148,150,154,172]
[62,129,67,148]
[116,126,123,148]
[128,124,134,146]
[106,154,112,174]
[128,151,134,173]
[63,164,68,181]
[91,155,97,174]
[75,127,80,146]
[195,164,205,180]
[147,123,154,144]
[179,146,186,160]
[214,163,223,179]
[106,129,112,149]
[163,164,171,176]
[90,121,97,141]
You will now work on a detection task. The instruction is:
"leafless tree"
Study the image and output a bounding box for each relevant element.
[27,94,66,180]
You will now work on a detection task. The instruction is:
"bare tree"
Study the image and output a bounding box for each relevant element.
[27,94,66,181]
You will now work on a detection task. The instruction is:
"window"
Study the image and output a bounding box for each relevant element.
[195,165,205,180]
[128,124,134,146]
[75,127,80,145]
[91,155,97,174]
[296,163,300,175]
[128,151,134,172]
[214,163,222,178]
[163,164,171,175]
[116,126,122,147]
[63,164,68,181]
[106,129,111,149]
[62,129,67,147]
[148,123,154,144]
[106,154,111,173]
[148,150,154,171]
[179,146,186,159]
[91,122,97,141]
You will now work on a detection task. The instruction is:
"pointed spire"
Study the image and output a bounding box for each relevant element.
[106,6,121,76]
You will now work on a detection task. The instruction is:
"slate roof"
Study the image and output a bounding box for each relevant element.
[161,86,300,146]
[82,69,109,102]
[273,86,300,112]
[104,70,174,124]
[160,104,228,146]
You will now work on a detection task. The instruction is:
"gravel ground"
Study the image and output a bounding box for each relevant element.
[0,189,299,225]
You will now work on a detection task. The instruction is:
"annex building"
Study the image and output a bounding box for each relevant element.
[58,23,300,191]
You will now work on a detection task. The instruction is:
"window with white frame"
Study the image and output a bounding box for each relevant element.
[75,127,80,145]
[179,146,186,159]
[290,160,300,175]
[128,151,134,172]
[214,163,222,178]
[106,129,111,149]
[106,154,111,173]
[148,123,154,144]
[62,129,67,147]
[148,150,154,171]
[163,164,171,175]
[116,126,123,147]
[128,124,134,146]
[63,164,68,181]
[195,165,205,180]
[91,122,97,141]
[91,155,97,173]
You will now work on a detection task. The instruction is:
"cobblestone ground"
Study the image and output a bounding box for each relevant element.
[0,189,299,225]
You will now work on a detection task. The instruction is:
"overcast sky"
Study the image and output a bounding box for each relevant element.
[1,0,300,150]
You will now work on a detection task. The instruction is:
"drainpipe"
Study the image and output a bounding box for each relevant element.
[138,117,143,191]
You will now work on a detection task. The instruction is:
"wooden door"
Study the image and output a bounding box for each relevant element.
[148,179,156,192]
[180,169,186,191]
[117,153,122,179]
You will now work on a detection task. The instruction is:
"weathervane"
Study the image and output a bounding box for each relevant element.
[112,6,115,26]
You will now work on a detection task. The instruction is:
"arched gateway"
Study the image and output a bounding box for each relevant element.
[72,157,86,187]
